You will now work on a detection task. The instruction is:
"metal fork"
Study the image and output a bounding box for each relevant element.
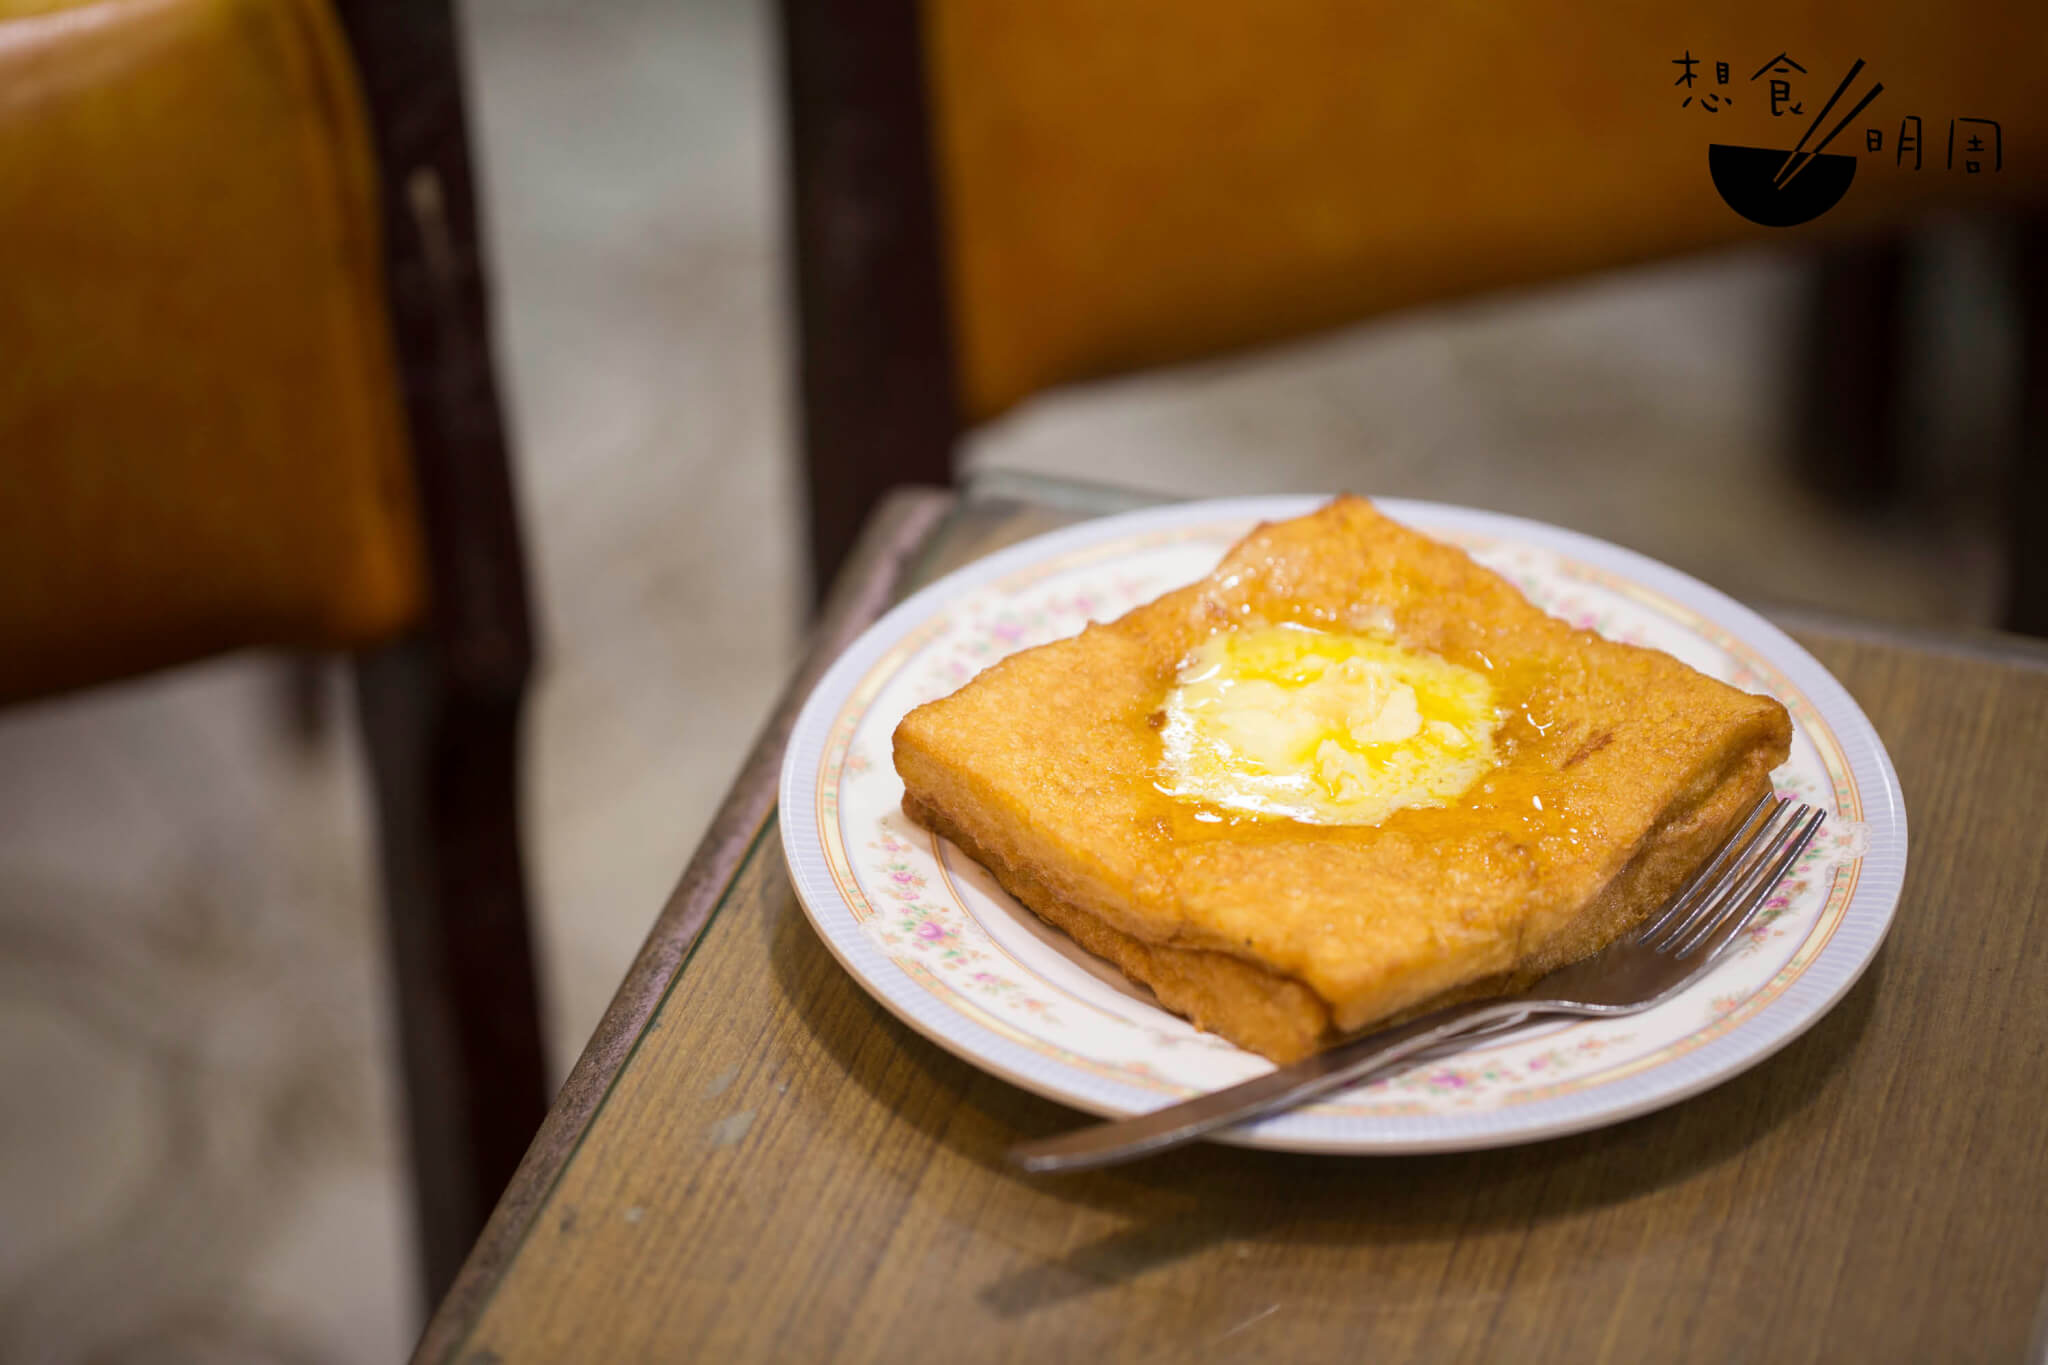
[1010,794,1825,1173]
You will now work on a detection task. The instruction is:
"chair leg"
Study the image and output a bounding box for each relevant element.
[1794,236,1910,508]
[2008,217,2048,637]
[278,654,331,749]
[353,638,549,1309]
[781,0,960,602]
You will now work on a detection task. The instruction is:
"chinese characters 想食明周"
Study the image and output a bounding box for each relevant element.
[1673,51,2003,175]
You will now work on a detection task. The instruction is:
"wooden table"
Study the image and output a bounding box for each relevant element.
[418,479,2048,1364]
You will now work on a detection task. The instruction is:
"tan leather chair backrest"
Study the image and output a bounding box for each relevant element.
[924,2,2048,421]
[0,0,424,703]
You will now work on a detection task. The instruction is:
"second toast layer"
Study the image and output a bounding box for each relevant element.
[904,739,1778,1063]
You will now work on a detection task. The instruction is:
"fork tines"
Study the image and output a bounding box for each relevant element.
[1638,796,1826,958]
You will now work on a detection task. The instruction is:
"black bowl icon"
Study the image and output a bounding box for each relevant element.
[1709,143,1857,227]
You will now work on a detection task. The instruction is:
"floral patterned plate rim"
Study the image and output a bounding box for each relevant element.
[778,497,1907,1154]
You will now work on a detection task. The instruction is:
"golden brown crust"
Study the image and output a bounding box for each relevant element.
[892,496,1795,1061]
[904,794,1334,1062]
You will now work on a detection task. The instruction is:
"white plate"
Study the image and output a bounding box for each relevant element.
[778,497,1907,1153]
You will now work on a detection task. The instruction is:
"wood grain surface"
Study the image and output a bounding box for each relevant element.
[423,493,2048,1364]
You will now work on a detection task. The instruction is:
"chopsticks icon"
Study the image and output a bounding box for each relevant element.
[1773,59,1884,191]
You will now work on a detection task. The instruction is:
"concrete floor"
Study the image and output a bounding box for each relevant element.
[0,0,2009,1359]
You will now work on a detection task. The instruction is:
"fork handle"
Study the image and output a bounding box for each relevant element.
[1008,997,1544,1173]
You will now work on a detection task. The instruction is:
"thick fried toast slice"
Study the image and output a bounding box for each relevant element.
[893,497,1793,1063]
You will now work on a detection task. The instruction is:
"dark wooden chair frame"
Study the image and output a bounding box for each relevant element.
[780,0,957,600]
[330,0,549,1310]
[777,0,2044,634]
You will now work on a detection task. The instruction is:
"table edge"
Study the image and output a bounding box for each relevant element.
[410,486,954,1364]
[1762,601,2048,671]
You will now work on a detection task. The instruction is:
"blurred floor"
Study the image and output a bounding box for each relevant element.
[968,238,2011,628]
[0,0,2008,1360]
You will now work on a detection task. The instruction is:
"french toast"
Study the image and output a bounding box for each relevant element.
[893,497,1793,1063]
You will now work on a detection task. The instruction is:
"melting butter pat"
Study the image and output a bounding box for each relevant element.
[1158,624,1499,825]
